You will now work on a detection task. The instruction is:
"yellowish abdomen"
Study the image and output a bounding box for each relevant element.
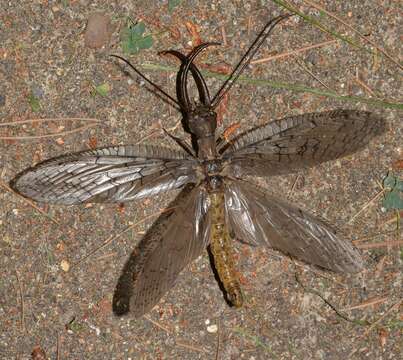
[209,191,243,308]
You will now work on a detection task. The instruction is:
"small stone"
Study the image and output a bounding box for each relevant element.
[60,260,70,272]
[56,242,65,251]
[84,13,111,49]
[55,137,64,145]
[206,324,218,333]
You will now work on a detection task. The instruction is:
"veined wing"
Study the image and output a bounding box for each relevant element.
[224,180,363,273]
[221,110,385,177]
[113,185,211,317]
[12,145,199,204]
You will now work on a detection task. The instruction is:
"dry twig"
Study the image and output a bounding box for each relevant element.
[0,180,60,225]
[287,173,302,200]
[15,269,26,333]
[215,318,221,360]
[355,240,403,250]
[353,69,377,97]
[295,60,333,91]
[347,189,386,224]
[175,340,207,353]
[0,117,101,140]
[251,39,337,64]
[56,332,60,360]
[342,296,388,311]
[144,315,172,333]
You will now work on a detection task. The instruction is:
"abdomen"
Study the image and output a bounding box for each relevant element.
[209,190,243,308]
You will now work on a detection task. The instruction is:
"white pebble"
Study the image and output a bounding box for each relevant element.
[207,324,218,333]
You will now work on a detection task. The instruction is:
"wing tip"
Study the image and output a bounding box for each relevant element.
[10,168,42,201]
[10,170,80,205]
[324,248,366,274]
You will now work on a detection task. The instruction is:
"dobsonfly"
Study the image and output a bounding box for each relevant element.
[12,14,386,317]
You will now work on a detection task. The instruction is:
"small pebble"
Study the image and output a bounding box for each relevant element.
[207,324,218,333]
[85,13,111,49]
[55,137,64,145]
[60,260,70,272]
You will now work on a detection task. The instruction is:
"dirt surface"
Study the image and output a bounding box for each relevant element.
[0,1,401,359]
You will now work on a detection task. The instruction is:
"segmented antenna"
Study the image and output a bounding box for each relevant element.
[110,54,180,110]
[211,14,292,109]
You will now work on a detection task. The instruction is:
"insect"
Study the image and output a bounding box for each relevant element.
[12,15,386,317]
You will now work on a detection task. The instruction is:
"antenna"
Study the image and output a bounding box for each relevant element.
[110,55,180,109]
[211,14,293,109]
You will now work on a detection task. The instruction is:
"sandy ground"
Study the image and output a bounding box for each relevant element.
[0,1,401,359]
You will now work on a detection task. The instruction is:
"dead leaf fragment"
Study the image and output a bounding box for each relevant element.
[56,242,65,252]
[88,136,98,149]
[392,159,403,170]
[200,62,232,75]
[185,21,202,47]
[31,346,47,360]
[378,327,388,348]
[223,122,240,142]
[169,26,181,41]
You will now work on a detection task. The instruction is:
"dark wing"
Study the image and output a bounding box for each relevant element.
[113,185,210,318]
[12,145,199,204]
[221,110,386,177]
[224,180,363,273]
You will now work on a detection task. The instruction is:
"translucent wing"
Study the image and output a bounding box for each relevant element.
[222,110,385,177]
[224,180,363,273]
[113,185,211,317]
[12,145,199,204]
